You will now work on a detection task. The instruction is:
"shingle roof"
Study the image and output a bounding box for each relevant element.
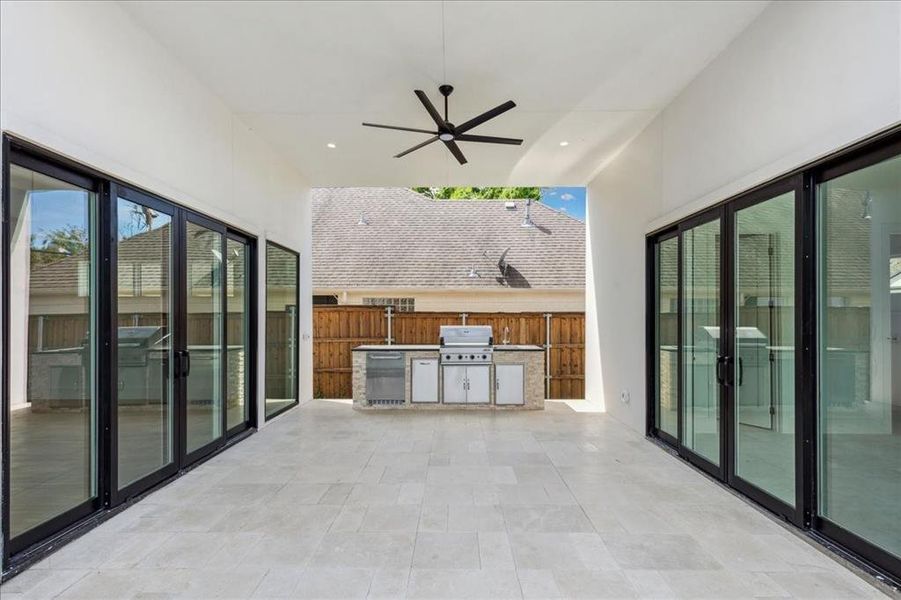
[312,188,585,290]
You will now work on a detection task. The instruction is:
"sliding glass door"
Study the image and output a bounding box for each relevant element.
[652,235,679,442]
[681,213,723,471]
[817,150,901,572]
[650,184,802,518]
[648,133,901,579]
[115,190,177,493]
[184,216,225,456]
[226,234,253,433]
[729,183,798,511]
[7,158,99,552]
[3,139,262,567]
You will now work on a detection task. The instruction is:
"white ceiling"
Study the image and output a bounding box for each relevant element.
[120,1,768,187]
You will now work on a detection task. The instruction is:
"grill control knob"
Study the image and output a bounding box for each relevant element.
[482,355,487,360]
[469,355,475,360]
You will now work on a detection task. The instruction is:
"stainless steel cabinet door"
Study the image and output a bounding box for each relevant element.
[466,365,491,404]
[442,365,467,404]
[412,359,438,403]
[495,364,524,405]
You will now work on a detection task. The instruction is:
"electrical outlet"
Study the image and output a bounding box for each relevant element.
[620,389,631,404]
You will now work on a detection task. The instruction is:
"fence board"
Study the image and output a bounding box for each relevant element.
[313,307,585,400]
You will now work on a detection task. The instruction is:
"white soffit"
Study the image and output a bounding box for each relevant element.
[120,0,768,186]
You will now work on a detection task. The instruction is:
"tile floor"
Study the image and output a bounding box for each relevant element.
[1,400,891,599]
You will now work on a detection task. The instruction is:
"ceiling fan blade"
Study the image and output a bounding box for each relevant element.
[363,122,438,135]
[455,100,516,134]
[455,134,523,145]
[443,140,468,165]
[394,135,439,158]
[414,90,447,129]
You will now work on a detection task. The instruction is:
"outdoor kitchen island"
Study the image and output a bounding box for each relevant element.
[352,326,544,409]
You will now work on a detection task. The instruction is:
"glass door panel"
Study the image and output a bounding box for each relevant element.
[733,191,796,506]
[682,218,722,465]
[226,237,250,431]
[8,163,97,540]
[116,196,174,489]
[818,153,901,559]
[655,236,679,438]
[185,220,224,453]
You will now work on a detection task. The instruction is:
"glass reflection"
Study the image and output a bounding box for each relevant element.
[655,237,679,437]
[818,154,901,558]
[265,243,298,418]
[185,221,223,452]
[227,238,249,430]
[682,219,721,465]
[734,192,796,505]
[9,164,96,538]
[117,197,173,488]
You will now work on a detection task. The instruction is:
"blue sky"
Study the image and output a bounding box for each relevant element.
[541,187,585,221]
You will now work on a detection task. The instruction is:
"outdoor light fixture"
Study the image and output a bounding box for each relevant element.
[467,266,479,278]
[327,143,336,149]
[358,212,369,225]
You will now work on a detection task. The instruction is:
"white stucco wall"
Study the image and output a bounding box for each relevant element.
[0,0,314,435]
[585,0,901,432]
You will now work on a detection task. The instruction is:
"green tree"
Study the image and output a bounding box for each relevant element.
[413,187,540,200]
[30,225,89,266]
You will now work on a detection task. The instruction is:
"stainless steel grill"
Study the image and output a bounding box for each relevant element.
[439,325,493,364]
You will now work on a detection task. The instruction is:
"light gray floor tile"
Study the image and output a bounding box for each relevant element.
[359,505,421,532]
[407,569,522,599]
[552,569,638,599]
[602,533,723,570]
[503,505,594,533]
[478,531,516,569]
[310,532,416,569]
[509,532,619,571]
[412,532,480,569]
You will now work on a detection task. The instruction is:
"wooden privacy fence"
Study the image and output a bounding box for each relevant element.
[313,306,585,400]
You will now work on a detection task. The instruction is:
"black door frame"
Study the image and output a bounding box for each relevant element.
[263,240,301,422]
[181,210,228,466]
[1,144,106,557]
[721,174,806,527]
[646,126,901,582]
[675,205,727,481]
[226,231,257,436]
[808,134,901,579]
[109,184,183,506]
[646,228,680,449]
[1,135,260,572]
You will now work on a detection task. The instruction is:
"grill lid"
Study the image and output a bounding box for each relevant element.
[439,325,493,347]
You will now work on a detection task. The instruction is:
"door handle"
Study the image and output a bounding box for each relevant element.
[716,355,726,386]
[737,357,743,387]
[179,351,191,378]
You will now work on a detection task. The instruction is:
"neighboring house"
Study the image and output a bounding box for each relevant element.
[312,188,585,312]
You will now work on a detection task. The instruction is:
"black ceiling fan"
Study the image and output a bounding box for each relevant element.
[362,85,522,165]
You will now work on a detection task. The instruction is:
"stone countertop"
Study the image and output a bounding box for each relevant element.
[352,345,439,351]
[352,344,543,352]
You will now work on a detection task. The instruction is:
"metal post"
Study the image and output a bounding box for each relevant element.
[544,313,552,399]
[386,305,394,345]
[36,315,45,352]
[460,312,468,325]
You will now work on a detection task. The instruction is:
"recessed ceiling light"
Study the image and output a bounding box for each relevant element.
[327,143,336,149]
[559,141,569,147]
